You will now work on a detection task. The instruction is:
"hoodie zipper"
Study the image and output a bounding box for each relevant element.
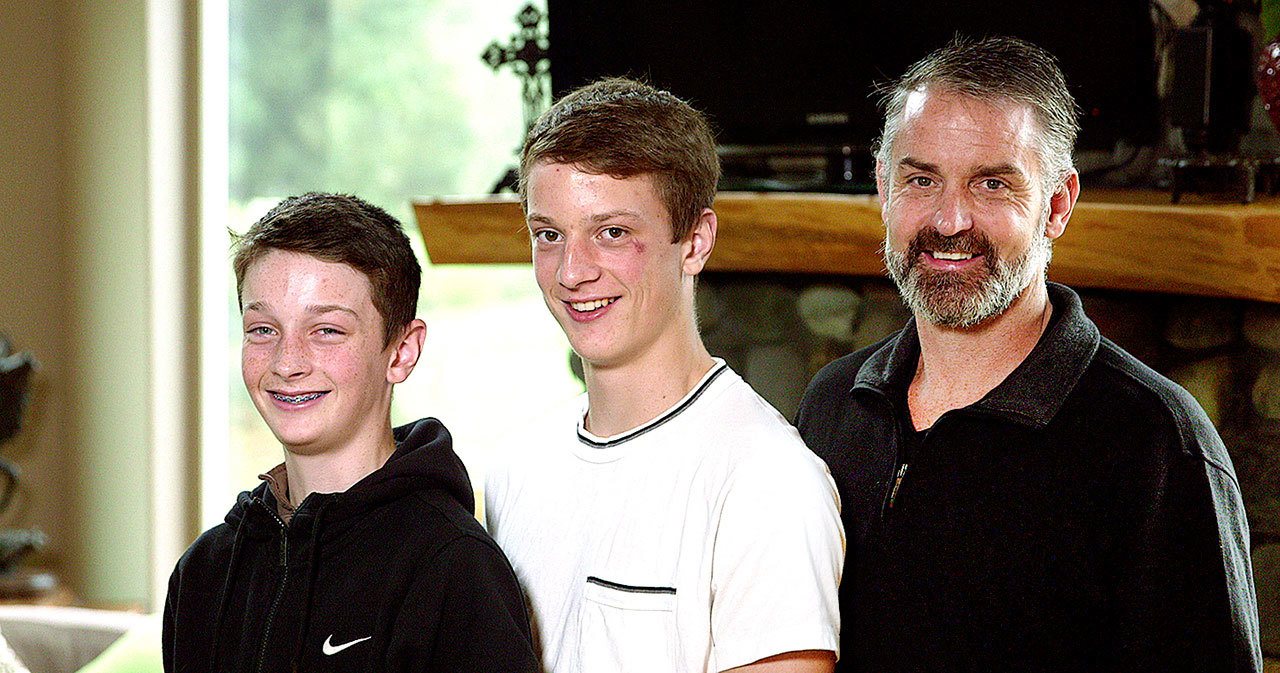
[255,498,289,673]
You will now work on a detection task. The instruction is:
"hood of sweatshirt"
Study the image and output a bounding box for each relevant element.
[223,417,474,538]
[200,417,475,668]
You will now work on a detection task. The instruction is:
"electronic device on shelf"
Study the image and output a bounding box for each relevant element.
[547,0,1160,193]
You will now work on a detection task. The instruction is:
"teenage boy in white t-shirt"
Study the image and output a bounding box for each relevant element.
[485,78,845,673]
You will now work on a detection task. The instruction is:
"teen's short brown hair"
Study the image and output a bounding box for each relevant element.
[231,192,421,348]
[519,77,720,243]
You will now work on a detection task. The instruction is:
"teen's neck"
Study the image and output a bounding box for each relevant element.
[281,424,397,507]
[908,280,1052,430]
[581,339,716,438]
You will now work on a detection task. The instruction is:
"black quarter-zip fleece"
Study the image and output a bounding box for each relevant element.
[797,283,1261,673]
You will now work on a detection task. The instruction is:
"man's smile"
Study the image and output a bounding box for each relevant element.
[929,250,974,261]
[921,249,985,272]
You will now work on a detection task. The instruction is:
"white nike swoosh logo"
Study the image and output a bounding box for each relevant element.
[322,634,372,655]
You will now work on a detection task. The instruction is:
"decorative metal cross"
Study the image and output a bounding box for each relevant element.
[482,3,551,136]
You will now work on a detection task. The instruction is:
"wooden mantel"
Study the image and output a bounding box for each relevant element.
[413,189,1280,304]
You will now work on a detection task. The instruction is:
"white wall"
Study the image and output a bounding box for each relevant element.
[0,0,73,591]
[0,0,199,607]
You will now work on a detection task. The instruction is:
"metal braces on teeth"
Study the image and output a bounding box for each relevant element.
[274,392,322,404]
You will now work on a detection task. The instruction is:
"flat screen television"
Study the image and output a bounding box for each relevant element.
[548,0,1160,188]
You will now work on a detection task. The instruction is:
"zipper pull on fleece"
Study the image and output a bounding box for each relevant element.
[887,463,910,509]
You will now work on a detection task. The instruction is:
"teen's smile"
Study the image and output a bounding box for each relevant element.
[564,296,619,321]
[268,390,330,408]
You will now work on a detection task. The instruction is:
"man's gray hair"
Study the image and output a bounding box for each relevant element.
[874,35,1081,194]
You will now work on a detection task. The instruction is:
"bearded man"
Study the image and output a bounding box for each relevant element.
[796,36,1262,673]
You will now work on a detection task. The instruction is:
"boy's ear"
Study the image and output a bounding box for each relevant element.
[386,319,427,384]
[681,208,717,276]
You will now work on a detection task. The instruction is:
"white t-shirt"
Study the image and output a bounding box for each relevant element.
[485,361,844,673]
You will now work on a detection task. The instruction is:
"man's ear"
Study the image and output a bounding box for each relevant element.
[387,319,427,385]
[876,159,889,210]
[1045,170,1080,240]
[681,208,717,276]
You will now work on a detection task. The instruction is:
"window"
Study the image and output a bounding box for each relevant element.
[204,0,579,526]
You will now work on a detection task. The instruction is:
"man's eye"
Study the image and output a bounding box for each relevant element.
[533,229,562,243]
[317,327,344,336]
[601,226,626,240]
[909,176,934,187]
[982,178,1007,190]
[246,326,274,337]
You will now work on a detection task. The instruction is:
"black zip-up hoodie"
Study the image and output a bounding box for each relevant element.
[163,418,539,672]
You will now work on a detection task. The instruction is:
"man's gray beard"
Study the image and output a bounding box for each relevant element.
[885,223,1052,329]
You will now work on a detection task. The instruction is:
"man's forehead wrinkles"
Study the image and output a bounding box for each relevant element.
[899,157,939,173]
[896,156,1029,180]
[974,162,1028,178]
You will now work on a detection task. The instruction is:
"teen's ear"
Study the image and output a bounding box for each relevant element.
[681,208,717,276]
[386,318,427,384]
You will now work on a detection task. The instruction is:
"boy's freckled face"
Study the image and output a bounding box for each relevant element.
[240,249,395,455]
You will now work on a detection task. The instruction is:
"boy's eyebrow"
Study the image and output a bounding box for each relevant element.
[307,304,359,318]
[241,302,359,318]
[590,209,642,223]
[526,210,644,226]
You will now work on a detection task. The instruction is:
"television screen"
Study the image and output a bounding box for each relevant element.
[548,1,1159,158]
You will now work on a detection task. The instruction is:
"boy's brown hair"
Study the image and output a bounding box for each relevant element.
[231,192,421,348]
[519,77,720,243]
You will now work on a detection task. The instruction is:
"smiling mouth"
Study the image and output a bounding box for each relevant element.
[270,392,327,405]
[929,250,976,261]
[568,298,617,312]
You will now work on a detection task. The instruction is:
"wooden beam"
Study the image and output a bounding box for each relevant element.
[412,196,528,265]
[413,190,1280,304]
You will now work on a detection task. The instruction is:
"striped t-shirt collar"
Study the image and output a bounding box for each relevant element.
[577,359,729,449]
